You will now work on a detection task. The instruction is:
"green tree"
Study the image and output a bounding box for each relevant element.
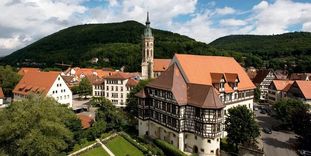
[0,95,79,156]
[254,87,260,102]
[78,78,92,98]
[125,79,151,117]
[273,99,310,126]
[0,65,21,97]
[91,97,128,131]
[225,105,260,151]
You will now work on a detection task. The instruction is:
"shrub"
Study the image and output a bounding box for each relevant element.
[119,132,164,155]
[154,139,186,156]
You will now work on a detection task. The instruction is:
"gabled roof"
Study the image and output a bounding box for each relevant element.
[224,73,239,83]
[274,70,288,80]
[147,63,188,105]
[126,79,139,87]
[187,84,224,109]
[86,75,104,85]
[294,81,311,99]
[153,59,171,72]
[210,73,224,83]
[289,73,311,80]
[104,71,132,80]
[0,87,4,99]
[174,54,255,90]
[77,114,93,129]
[271,80,294,91]
[253,69,272,84]
[13,72,59,96]
[146,63,223,109]
[18,67,40,76]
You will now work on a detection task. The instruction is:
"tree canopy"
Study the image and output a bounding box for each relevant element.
[125,79,151,117]
[0,65,21,96]
[1,21,311,72]
[0,95,79,156]
[225,105,260,151]
[78,77,92,98]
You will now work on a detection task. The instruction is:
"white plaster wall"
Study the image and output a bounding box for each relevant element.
[104,79,131,107]
[0,99,3,105]
[47,75,72,107]
[184,132,220,156]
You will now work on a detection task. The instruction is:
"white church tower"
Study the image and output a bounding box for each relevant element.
[141,12,154,80]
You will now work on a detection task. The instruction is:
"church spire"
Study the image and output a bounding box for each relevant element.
[146,12,150,25]
[144,12,152,37]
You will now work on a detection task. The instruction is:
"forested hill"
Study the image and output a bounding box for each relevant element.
[1,21,218,71]
[1,20,311,72]
[209,32,311,72]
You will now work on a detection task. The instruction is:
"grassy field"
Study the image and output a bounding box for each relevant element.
[106,135,144,156]
[81,147,109,156]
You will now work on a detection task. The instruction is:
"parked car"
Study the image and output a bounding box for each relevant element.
[254,107,259,111]
[298,150,311,156]
[263,127,272,134]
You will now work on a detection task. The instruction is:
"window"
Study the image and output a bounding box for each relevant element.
[121,87,123,91]
[195,136,197,140]
[211,150,214,153]
[121,93,123,98]
[111,86,114,91]
[208,140,211,143]
[116,86,118,91]
[201,149,204,152]
[106,93,109,97]
[112,93,118,98]
[106,86,109,90]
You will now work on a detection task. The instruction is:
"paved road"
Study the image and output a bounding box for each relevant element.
[254,104,298,156]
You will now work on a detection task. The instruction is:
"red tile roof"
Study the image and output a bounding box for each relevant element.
[174,54,255,90]
[77,114,93,129]
[153,59,171,72]
[126,79,139,87]
[104,71,131,80]
[295,80,311,99]
[0,87,4,99]
[147,63,224,109]
[18,67,40,76]
[13,72,60,96]
[271,80,294,92]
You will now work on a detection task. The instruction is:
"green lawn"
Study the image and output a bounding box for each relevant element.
[106,135,144,156]
[81,147,109,156]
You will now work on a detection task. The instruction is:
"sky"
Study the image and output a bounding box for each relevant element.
[1,0,311,56]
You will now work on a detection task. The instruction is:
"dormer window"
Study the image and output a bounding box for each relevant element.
[220,83,224,89]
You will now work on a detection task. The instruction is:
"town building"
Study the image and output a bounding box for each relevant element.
[61,67,114,87]
[13,71,73,107]
[136,54,255,156]
[253,69,275,101]
[89,72,139,107]
[0,87,4,105]
[287,80,311,105]
[267,80,293,103]
[141,13,171,80]
[289,73,311,81]
[18,67,40,76]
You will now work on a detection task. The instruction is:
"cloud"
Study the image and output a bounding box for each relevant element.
[251,0,311,34]
[1,0,311,56]
[0,0,87,56]
[215,6,236,15]
[220,19,247,26]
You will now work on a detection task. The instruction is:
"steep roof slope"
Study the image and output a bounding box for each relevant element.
[154,59,171,72]
[271,80,294,91]
[13,72,59,96]
[295,80,311,99]
[174,54,255,90]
